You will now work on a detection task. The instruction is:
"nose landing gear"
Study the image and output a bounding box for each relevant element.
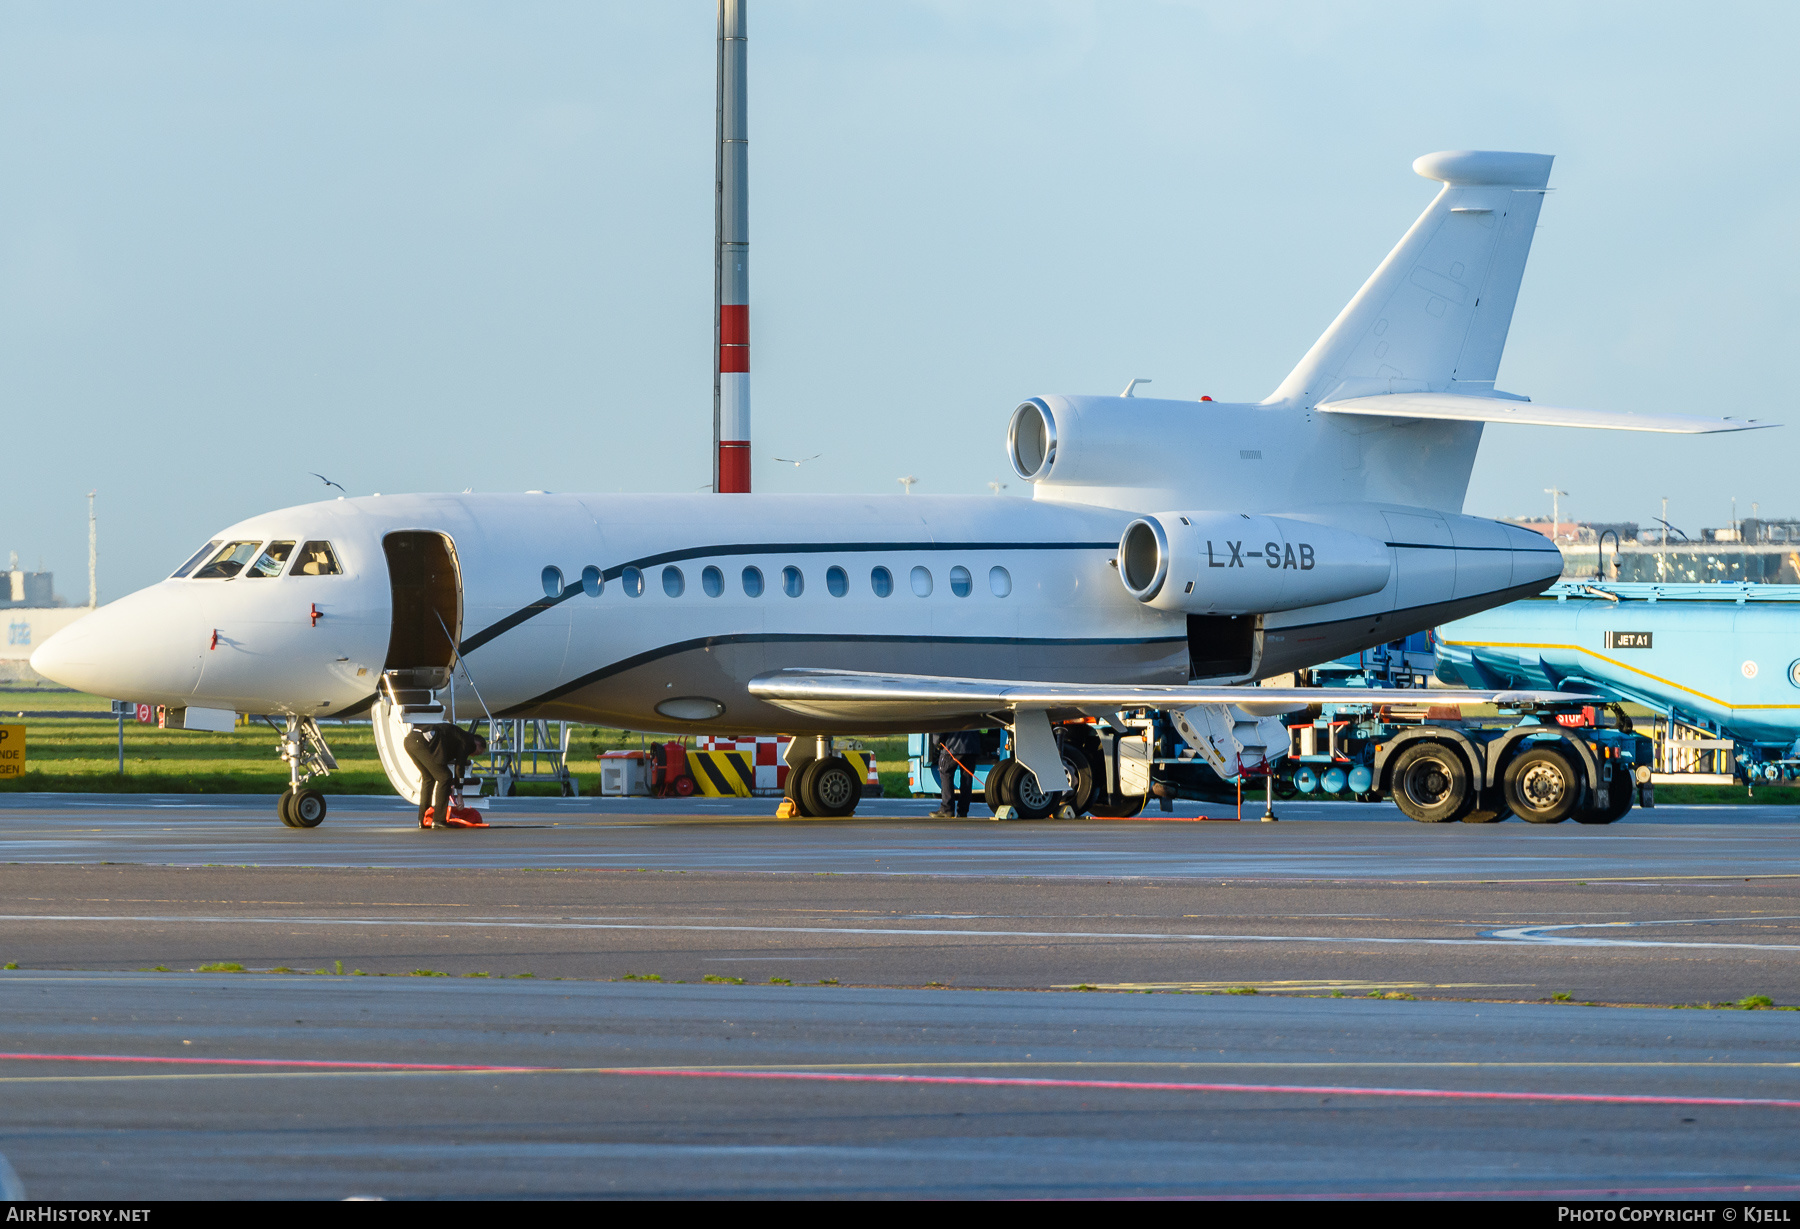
[276,716,338,828]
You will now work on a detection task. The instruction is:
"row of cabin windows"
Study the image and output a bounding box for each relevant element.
[173,539,343,580]
[543,563,1014,601]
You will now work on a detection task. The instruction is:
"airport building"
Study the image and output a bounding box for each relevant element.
[1505,518,1800,585]
[1,567,88,684]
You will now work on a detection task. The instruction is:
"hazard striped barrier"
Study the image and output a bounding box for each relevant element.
[687,749,755,797]
[697,736,878,796]
[842,750,876,789]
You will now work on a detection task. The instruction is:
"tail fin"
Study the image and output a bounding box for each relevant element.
[1269,150,1553,405]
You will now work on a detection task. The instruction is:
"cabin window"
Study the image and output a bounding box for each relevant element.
[581,565,603,597]
[172,540,221,578]
[192,541,262,580]
[244,541,296,578]
[663,566,685,598]
[742,566,764,597]
[826,566,848,597]
[989,565,1012,597]
[871,566,893,598]
[910,566,933,597]
[541,566,564,598]
[294,541,342,576]
[621,566,644,597]
[782,565,804,598]
[949,565,972,598]
[702,566,724,597]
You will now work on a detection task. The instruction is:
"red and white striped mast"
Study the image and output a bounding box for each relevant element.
[712,0,750,493]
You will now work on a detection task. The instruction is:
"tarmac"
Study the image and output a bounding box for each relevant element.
[1,793,1797,1199]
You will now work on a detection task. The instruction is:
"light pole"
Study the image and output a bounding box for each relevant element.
[898,476,916,496]
[1544,488,1567,542]
[87,490,97,608]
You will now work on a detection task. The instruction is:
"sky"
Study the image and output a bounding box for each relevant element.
[2,1,1795,600]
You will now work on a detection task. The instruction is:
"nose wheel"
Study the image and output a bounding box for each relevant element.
[278,788,328,828]
[274,715,339,828]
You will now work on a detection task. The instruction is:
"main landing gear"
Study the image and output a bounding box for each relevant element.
[783,738,865,818]
[275,716,338,829]
[982,725,1143,820]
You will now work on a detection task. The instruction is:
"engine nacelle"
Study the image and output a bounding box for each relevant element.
[1118,512,1391,615]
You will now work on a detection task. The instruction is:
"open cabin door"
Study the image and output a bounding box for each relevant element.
[372,531,464,806]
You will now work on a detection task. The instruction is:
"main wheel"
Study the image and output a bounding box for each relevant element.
[289,788,327,828]
[983,759,1009,815]
[785,761,815,817]
[801,756,863,818]
[995,760,1055,819]
[1058,742,1096,814]
[276,791,300,828]
[1503,745,1581,824]
[1389,743,1473,823]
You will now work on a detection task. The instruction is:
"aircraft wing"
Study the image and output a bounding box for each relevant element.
[1316,392,1776,434]
[747,668,1585,724]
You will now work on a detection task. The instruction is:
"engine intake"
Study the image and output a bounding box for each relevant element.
[1119,512,1391,614]
[1007,400,1057,481]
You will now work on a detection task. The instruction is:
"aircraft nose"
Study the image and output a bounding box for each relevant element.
[30,587,204,703]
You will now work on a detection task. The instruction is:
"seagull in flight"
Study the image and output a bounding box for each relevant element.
[311,473,346,493]
[772,454,821,467]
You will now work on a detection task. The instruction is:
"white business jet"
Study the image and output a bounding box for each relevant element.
[31,151,1768,827]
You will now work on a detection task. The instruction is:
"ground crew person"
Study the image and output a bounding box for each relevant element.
[931,729,982,818]
[403,723,488,829]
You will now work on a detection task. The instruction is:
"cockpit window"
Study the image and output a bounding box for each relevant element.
[172,540,222,579]
[191,541,263,580]
[244,541,297,578]
[293,541,342,576]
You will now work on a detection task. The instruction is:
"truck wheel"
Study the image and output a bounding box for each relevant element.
[802,756,863,818]
[1389,743,1472,823]
[1503,746,1580,823]
[1576,773,1634,824]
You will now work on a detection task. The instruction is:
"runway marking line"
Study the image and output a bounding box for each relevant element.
[5,912,1799,952]
[2,1052,1798,1109]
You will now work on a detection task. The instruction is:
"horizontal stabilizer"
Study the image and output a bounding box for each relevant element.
[1318,393,1775,434]
[749,668,1583,724]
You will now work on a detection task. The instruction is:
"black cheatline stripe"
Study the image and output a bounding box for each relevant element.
[1385,540,1561,553]
[692,753,737,795]
[496,630,1186,715]
[459,539,1118,656]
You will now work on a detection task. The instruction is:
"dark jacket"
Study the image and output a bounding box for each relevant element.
[418,723,483,765]
[937,730,982,764]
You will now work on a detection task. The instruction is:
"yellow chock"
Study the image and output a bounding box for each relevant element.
[775,798,800,819]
